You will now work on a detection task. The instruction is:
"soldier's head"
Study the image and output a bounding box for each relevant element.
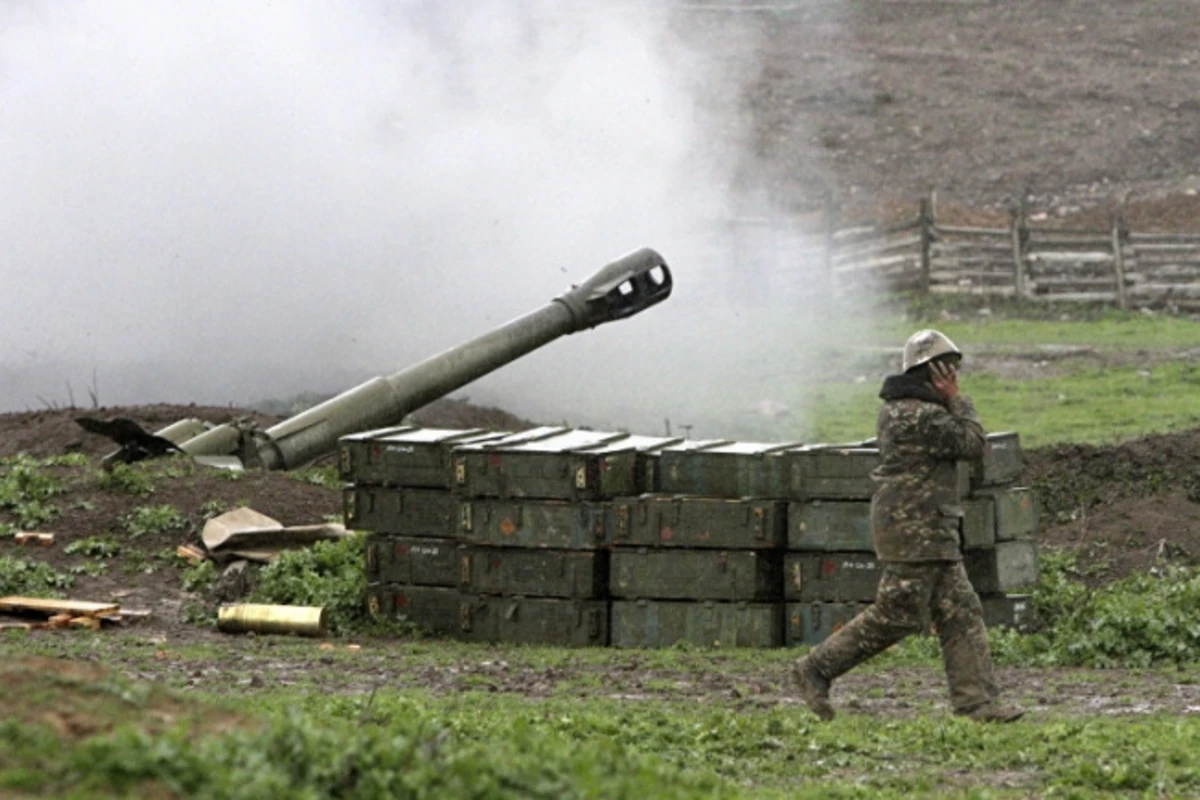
[902,329,962,377]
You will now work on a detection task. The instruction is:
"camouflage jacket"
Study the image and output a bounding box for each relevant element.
[870,374,986,562]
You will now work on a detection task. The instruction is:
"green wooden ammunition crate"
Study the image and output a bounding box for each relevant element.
[459,547,607,598]
[610,549,782,601]
[344,486,458,537]
[962,497,997,550]
[785,602,869,647]
[785,447,972,501]
[453,430,679,501]
[365,583,461,635]
[338,426,511,488]
[611,600,783,648]
[458,499,609,549]
[788,498,994,552]
[980,593,1034,632]
[964,540,1040,594]
[971,432,1023,489]
[785,446,880,500]
[459,595,609,646]
[788,500,873,551]
[658,440,797,498]
[785,552,882,603]
[368,535,461,586]
[610,495,786,549]
[983,487,1038,541]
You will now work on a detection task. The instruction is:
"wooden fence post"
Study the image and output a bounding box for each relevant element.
[919,195,933,295]
[823,193,837,297]
[1111,213,1129,310]
[1010,204,1028,298]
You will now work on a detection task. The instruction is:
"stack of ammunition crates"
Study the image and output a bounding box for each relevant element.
[342,426,1038,648]
[345,425,680,645]
[780,434,1039,646]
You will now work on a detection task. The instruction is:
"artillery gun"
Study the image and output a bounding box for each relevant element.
[78,248,672,470]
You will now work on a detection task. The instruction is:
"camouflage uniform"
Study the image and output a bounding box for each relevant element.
[796,374,1009,718]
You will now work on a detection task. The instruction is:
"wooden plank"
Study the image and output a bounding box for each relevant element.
[1032,291,1118,303]
[0,597,120,618]
[1028,251,1113,264]
[1027,226,1107,237]
[832,234,922,263]
[931,285,1017,296]
[832,218,921,243]
[931,242,1014,254]
[930,259,1027,272]
[14,533,54,546]
[1031,278,1119,290]
[1130,234,1200,245]
[933,224,1009,237]
[832,253,918,274]
[1128,283,1200,298]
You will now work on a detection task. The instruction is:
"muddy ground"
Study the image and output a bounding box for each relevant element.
[4,398,1200,719]
[8,1,1200,722]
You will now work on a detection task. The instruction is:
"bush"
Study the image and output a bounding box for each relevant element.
[247,535,407,635]
[988,549,1200,668]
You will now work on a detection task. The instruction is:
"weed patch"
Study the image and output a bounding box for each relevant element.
[0,557,73,597]
[0,455,65,530]
[122,504,186,538]
[63,536,122,559]
[94,463,155,497]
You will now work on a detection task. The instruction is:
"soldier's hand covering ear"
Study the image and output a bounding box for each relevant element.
[930,360,959,401]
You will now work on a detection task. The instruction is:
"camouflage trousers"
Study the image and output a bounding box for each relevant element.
[804,560,1000,713]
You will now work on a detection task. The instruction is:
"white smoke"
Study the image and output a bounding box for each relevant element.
[0,1,869,439]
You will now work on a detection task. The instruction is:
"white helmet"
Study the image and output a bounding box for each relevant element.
[902,329,962,373]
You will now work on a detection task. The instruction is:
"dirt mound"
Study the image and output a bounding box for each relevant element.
[0,399,538,461]
[0,656,252,740]
[0,400,536,637]
[1025,430,1200,581]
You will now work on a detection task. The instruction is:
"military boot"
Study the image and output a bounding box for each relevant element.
[791,656,835,722]
[960,701,1025,724]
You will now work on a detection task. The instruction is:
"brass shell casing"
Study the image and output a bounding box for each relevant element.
[217,604,327,637]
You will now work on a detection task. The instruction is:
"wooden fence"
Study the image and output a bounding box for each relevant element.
[828,197,1200,310]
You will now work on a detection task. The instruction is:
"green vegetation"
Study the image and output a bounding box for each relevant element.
[0,556,73,597]
[181,560,218,593]
[3,666,1200,799]
[804,361,1200,446]
[246,534,410,636]
[998,551,1200,668]
[122,504,187,538]
[290,465,342,490]
[0,454,66,531]
[63,536,122,559]
[95,463,155,497]
[892,296,1200,350]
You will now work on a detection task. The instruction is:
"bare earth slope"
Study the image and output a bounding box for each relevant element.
[727,0,1200,217]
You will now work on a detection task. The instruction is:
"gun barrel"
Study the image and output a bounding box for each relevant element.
[180,248,671,469]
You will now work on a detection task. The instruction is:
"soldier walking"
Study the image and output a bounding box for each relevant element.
[792,329,1024,723]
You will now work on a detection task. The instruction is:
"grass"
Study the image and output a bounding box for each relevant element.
[804,360,1200,446]
[3,655,1200,799]
[877,304,1200,351]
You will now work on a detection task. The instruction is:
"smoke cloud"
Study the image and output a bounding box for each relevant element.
[0,1,867,439]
